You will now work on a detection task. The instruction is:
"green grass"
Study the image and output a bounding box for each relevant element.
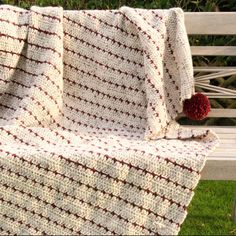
[180,180,236,235]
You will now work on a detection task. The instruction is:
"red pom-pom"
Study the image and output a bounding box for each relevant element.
[183,93,211,120]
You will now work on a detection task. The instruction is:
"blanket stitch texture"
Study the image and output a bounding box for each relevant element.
[0,5,218,235]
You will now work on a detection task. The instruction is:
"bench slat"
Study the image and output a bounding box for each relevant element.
[184,13,236,181]
[194,67,236,72]
[202,94,236,99]
[210,151,236,157]
[218,142,236,148]
[209,109,236,118]
[201,160,236,180]
[180,109,236,118]
[185,12,236,35]
[191,46,236,56]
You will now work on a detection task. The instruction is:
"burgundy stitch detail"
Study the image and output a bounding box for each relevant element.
[0,182,116,234]
[64,103,143,131]
[63,75,145,108]
[0,150,182,226]
[114,11,160,52]
[31,10,61,22]
[0,213,42,233]
[66,91,144,119]
[82,11,138,38]
[0,33,25,42]
[0,18,28,27]
[0,7,28,15]
[0,226,12,235]
[64,32,143,68]
[0,196,81,234]
[0,49,61,74]
[63,16,142,53]
[0,33,61,57]
[29,25,61,40]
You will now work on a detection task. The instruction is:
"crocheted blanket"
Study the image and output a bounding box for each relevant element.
[0,5,218,235]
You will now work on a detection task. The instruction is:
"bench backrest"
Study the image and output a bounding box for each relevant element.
[184,12,236,118]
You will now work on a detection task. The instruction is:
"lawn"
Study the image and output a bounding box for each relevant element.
[1,0,236,235]
[180,180,236,235]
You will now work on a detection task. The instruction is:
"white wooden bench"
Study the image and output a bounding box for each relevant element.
[184,12,236,222]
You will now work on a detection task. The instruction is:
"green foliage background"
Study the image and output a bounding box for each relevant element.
[3,0,236,11]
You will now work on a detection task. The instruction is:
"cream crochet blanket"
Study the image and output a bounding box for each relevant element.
[0,5,218,235]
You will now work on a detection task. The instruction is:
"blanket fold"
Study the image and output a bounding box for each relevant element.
[0,5,218,235]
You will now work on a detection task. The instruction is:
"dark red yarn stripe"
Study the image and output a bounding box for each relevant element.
[0,18,28,27]
[0,212,44,234]
[65,91,145,120]
[0,62,146,121]
[0,106,71,146]
[0,49,61,74]
[84,10,162,75]
[64,17,160,75]
[0,63,62,94]
[136,11,181,94]
[0,179,113,234]
[0,64,62,111]
[64,103,143,131]
[0,7,61,22]
[0,92,199,176]
[82,10,138,38]
[0,81,198,176]
[0,18,61,39]
[0,7,28,15]
[0,167,156,234]
[64,46,144,81]
[63,75,145,108]
[0,149,182,226]
[64,32,143,68]
[0,195,81,234]
[0,33,61,57]
[0,144,186,214]
[114,11,161,52]
[63,16,143,54]
[0,226,12,235]
[31,9,61,22]
[29,25,62,40]
[4,81,143,132]
[62,50,145,93]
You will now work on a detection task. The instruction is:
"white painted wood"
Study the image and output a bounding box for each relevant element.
[208,109,236,118]
[183,14,236,184]
[219,143,236,148]
[194,67,236,72]
[202,93,236,99]
[221,139,236,144]
[195,83,236,95]
[184,12,236,35]
[201,160,236,180]
[191,46,236,56]
[210,151,236,158]
[195,70,236,82]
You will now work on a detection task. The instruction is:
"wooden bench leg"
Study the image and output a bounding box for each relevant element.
[232,188,236,222]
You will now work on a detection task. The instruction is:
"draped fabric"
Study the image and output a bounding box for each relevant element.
[0,5,218,235]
